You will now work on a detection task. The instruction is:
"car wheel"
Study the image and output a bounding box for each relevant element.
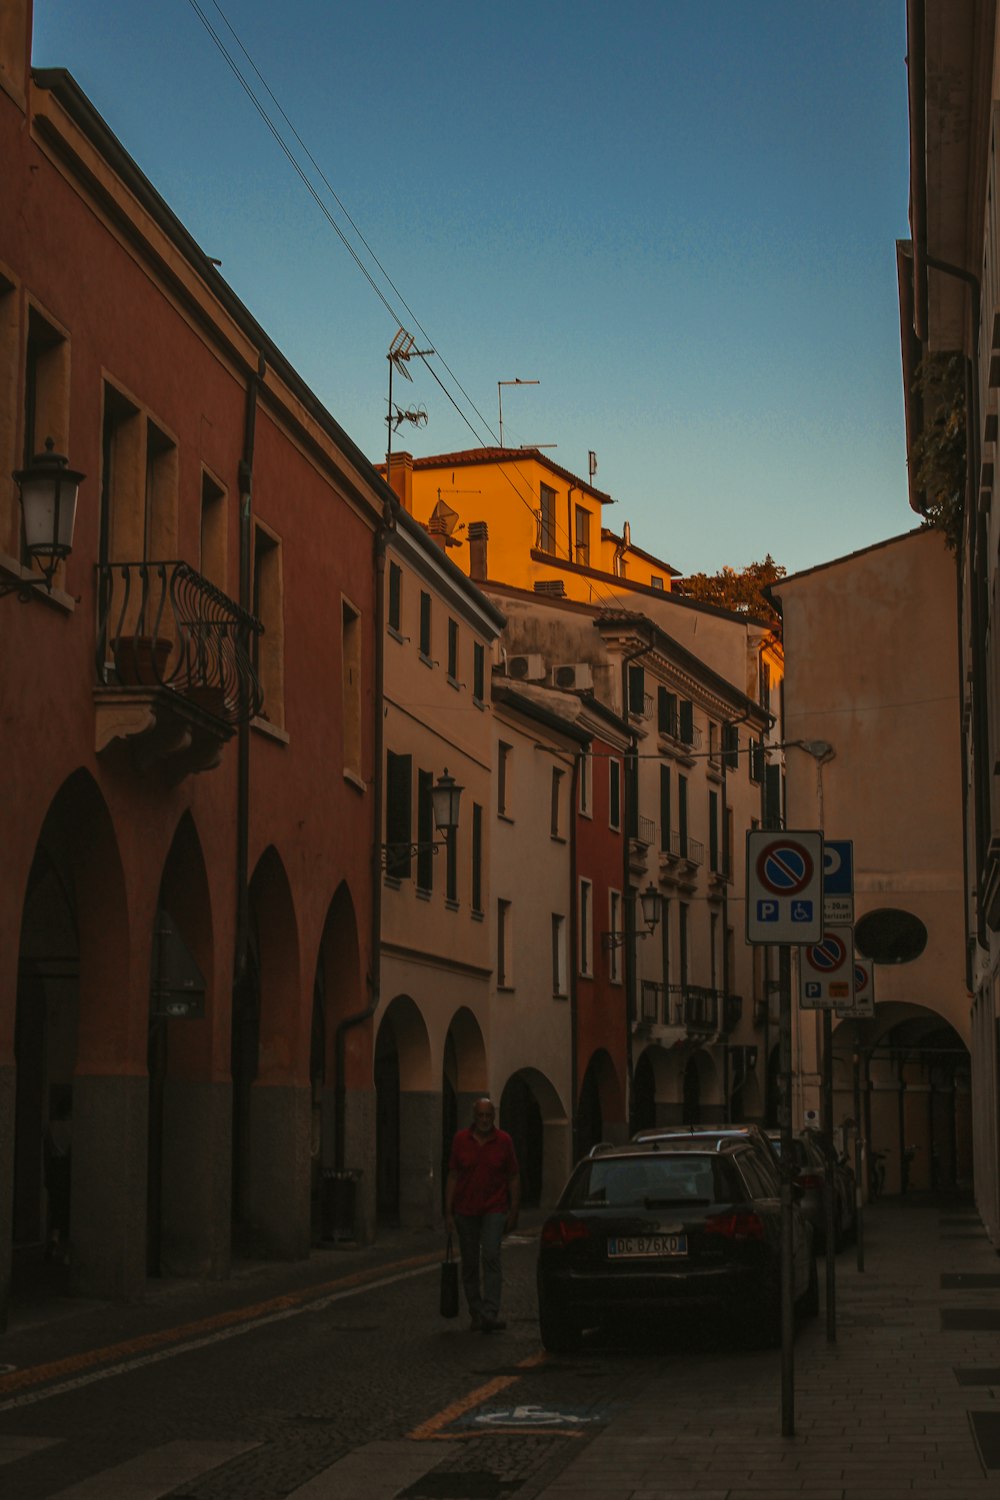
[538,1299,582,1354]
[800,1254,819,1318]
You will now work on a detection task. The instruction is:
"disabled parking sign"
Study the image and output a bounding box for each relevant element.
[746,830,824,944]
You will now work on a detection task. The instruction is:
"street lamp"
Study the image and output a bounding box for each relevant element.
[603,882,662,949]
[2,439,84,600]
[381,767,464,870]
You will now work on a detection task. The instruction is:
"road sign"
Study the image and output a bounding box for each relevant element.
[746,830,824,944]
[837,955,875,1018]
[800,924,854,1009]
[823,839,855,925]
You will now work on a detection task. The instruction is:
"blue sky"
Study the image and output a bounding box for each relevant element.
[31,1,913,576]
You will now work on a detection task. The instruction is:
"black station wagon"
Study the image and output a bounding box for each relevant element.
[536,1139,816,1352]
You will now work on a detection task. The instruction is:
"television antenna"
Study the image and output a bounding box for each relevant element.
[498,377,539,447]
[386,328,434,492]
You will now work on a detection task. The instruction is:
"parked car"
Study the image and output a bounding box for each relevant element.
[802,1128,857,1243]
[764,1130,855,1249]
[632,1123,782,1196]
[537,1138,816,1353]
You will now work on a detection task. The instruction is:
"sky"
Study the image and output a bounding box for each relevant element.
[30,1,914,578]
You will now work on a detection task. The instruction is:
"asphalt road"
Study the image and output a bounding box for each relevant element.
[0,1230,781,1499]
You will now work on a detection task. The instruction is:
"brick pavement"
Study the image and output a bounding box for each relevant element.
[527,1193,1000,1500]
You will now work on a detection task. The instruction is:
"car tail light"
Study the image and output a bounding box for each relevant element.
[795,1172,823,1190]
[540,1217,590,1248]
[703,1211,766,1242]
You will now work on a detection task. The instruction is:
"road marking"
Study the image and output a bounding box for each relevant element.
[0,1261,438,1413]
[407,1350,547,1440]
[46,1438,258,1498]
[285,1438,436,1498]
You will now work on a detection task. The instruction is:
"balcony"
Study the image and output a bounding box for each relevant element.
[722,994,743,1033]
[95,560,263,779]
[680,984,719,1035]
[628,814,657,874]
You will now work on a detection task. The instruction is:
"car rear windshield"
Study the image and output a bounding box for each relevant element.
[563,1154,738,1209]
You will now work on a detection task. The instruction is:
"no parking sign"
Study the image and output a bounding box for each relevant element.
[799,925,854,1010]
[836,956,875,1018]
[746,830,824,944]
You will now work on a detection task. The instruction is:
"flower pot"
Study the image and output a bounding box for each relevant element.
[113,635,172,686]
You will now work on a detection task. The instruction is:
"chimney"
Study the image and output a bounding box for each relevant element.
[469,521,488,581]
[427,515,448,552]
[385,450,413,513]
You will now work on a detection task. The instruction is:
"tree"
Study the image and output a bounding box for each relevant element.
[673,555,785,634]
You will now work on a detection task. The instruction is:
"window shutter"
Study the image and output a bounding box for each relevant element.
[658,687,677,736]
[709,789,719,870]
[764,763,783,829]
[385,752,412,878]
[625,756,638,838]
[660,764,671,851]
[679,699,694,744]
[417,768,434,889]
[628,664,645,714]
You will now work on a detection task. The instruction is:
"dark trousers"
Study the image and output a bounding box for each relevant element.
[454,1212,505,1319]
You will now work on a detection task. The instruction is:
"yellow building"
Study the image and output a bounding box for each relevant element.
[382,448,680,605]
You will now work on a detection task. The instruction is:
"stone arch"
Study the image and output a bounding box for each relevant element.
[632,1042,689,1131]
[682,1048,719,1124]
[148,812,221,1279]
[735,1058,764,1123]
[856,1004,970,1195]
[375,995,434,1228]
[233,846,306,1260]
[578,1048,627,1160]
[12,769,136,1303]
[310,882,365,1238]
[498,1066,569,1210]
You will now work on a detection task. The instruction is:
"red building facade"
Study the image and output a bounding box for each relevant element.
[1,5,389,1314]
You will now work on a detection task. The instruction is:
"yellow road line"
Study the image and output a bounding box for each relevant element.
[408,1349,548,1440]
[0,1249,440,1397]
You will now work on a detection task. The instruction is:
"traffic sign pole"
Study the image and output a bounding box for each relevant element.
[779,943,795,1438]
[822,1007,836,1343]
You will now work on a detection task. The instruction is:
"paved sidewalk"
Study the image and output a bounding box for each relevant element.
[532,1193,1000,1500]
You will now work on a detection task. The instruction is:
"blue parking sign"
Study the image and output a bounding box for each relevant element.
[757,900,778,922]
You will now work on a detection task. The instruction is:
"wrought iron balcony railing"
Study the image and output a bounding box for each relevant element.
[680,983,720,1032]
[97,560,264,726]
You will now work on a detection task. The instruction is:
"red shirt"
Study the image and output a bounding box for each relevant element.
[449,1127,519,1215]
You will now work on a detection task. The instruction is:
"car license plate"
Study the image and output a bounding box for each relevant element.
[607,1233,687,1258]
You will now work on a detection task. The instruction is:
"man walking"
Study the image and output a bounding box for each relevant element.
[445,1097,521,1332]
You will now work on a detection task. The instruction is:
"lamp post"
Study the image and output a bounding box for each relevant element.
[602,882,663,949]
[381,768,463,871]
[2,439,84,600]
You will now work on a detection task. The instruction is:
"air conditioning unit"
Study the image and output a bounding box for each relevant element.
[507,653,546,682]
[553,663,593,691]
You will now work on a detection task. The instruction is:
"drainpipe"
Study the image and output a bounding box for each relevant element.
[620,640,652,1131]
[233,355,264,999]
[569,749,580,1163]
[333,494,397,1174]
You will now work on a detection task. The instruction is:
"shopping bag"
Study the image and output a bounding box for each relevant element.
[440,1235,459,1318]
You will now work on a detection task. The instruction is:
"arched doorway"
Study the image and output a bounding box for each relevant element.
[312,882,364,1240]
[577,1049,626,1160]
[374,996,433,1227]
[498,1068,569,1209]
[682,1049,718,1124]
[631,1051,657,1135]
[861,1008,970,1195]
[441,1007,488,1209]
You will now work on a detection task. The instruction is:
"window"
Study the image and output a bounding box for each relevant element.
[710,912,719,991]
[385,751,412,879]
[609,758,621,830]
[417,768,434,891]
[100,382,141,566]
[388,561,402,633]
[578,749,592,816]
[551,767,564,838]
[723,723,739,771]
[539,483,556,554]
[419,590,431,659]
[446,827,458,904]
[199,470,227,590]
[679,902,689,987]
[709,789,719,872]
[498,741,512,817]
[628,664,645,716]
[659,765,671,852]
[660,896,671,988]
[609,891,622,984]
[650,575,664,591]
[579,878,593,976]
[679,699,694,745]
[342,600,362,778]
[447,617,459,680]
[497,898,512,988]
[472,802,483,913]
[708,721,718,763]
[657,687,678,737]
[252,522,283,725]
[625,756,638,839]
[750,738,765,784]
[726,808,734,881]
[473,641,485,702]
[551,914,567,997]
[678,774,688,857]
[574,505,591,565]
[23,305,69,470]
